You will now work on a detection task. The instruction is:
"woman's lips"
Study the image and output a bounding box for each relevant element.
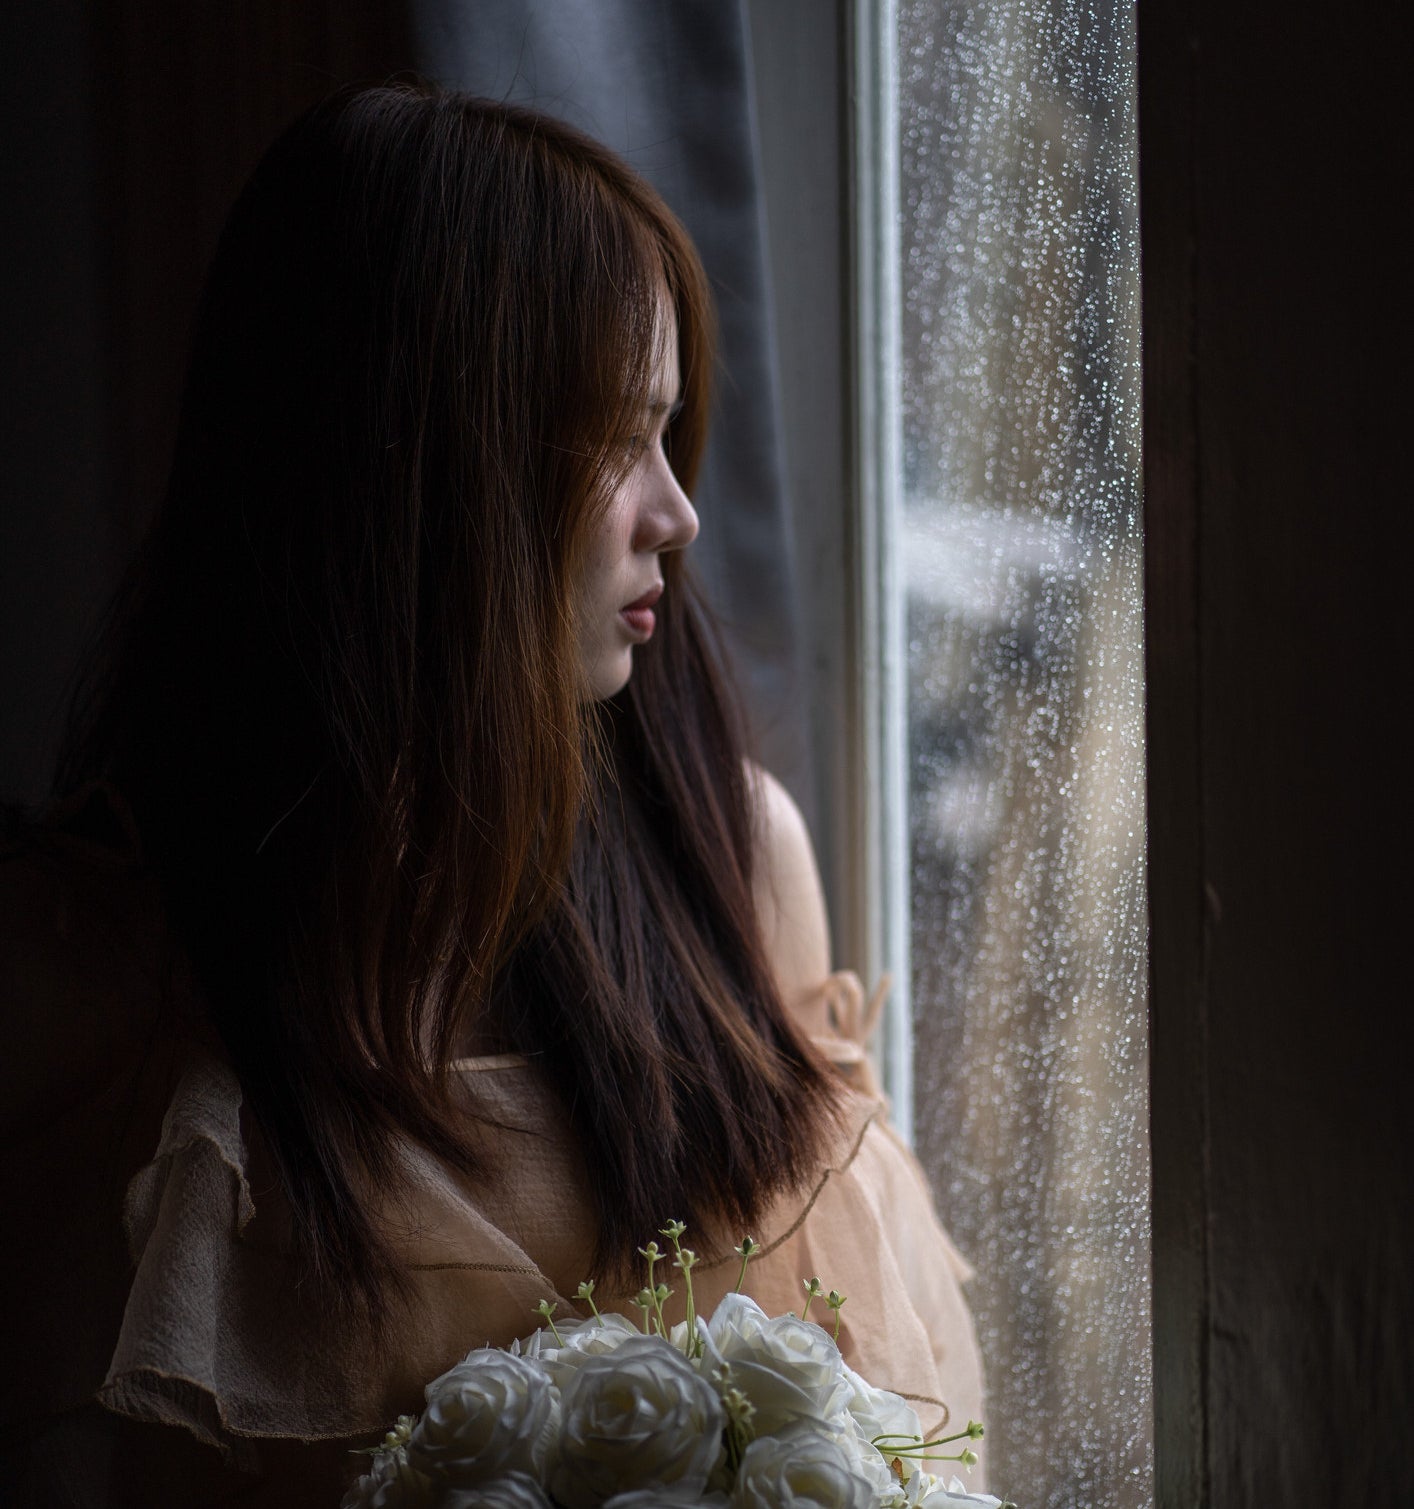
[620,584,662,640]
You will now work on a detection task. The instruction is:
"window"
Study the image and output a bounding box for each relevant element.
[853,3,1149,1503]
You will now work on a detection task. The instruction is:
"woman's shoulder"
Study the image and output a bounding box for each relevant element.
[744,762,834,1036]
[743,763,893,1080]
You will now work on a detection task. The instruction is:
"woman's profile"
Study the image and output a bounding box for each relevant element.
[0,82,983,1506]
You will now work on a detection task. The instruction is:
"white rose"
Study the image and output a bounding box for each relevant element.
[915,1476,1007,1507]
[435,1473,556,1508]
[834,1411,908,1491]
[705,1292,771,1352]
[710,1306,852,1436]
[340,1446,439,1508]
[889,1465,942,1507]
[730,1420,889,1509]
[602,1490,731,1508]
[548,1334,726,1509]
[666,1315,721,1365]
[513,1313,641,1391]
[841,1365,923,1476]
[407,1349,560,1486]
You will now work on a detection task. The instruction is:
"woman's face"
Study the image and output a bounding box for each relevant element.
[575,306,699,700]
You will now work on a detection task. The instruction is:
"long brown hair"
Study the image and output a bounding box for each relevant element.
[55,83,839,1319]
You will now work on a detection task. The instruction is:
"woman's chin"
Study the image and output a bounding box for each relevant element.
[586,651,635,702]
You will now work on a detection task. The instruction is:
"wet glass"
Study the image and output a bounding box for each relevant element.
[898,3,1150,1505]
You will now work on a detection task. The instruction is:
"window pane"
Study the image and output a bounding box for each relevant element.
[897,4,1149,1506]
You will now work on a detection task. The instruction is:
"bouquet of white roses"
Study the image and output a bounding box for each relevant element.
[344,1223,1012,1509]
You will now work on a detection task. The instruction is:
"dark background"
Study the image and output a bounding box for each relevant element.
[1140,6,1410,1504]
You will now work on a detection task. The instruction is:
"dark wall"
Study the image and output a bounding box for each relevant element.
[1,1,413,804]
[1141,8,1409,1505]
[2,0,115,803]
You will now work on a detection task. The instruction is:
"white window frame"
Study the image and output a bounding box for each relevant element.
[846,0,913,1142]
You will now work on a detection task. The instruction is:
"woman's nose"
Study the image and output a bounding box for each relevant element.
[635,455,699,554]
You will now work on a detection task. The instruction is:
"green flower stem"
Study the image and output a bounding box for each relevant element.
[535,1299,565,1347]
[651,1282,672,1338]
[637,1243,668,1336]
[721,1386,757,1474]
[825,1289,846,1341]
[874,1417,985,1468]
[878,1447,977,1470]
[919,1448,979,1468]
[632,1288,654,1335]
[799,1277,823,1324]
[877,1420,984,1454]
[733,1236,760,1294]
[661,1221,700,1353]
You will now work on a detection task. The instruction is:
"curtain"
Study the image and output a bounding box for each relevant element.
[411,0,807,783]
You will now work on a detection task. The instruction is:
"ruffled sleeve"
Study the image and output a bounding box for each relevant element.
[95,1050,580,1457]
[1,829,572,1494]
[755,970,986,1451]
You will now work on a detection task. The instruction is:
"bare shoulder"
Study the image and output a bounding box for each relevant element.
[745,762,833,1032]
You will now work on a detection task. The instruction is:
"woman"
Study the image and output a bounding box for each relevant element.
[0,84,982,1504]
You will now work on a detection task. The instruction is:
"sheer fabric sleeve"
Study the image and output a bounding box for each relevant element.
[769,970,986,1462]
